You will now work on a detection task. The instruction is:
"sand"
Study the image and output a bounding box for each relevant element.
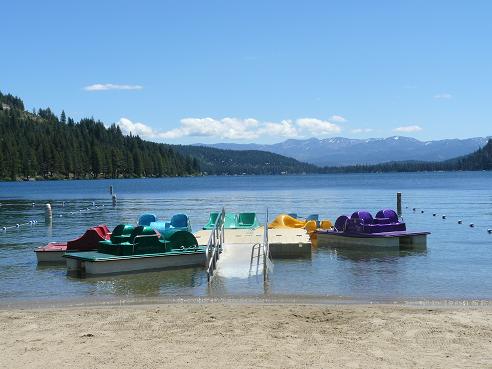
[1,302,491,369]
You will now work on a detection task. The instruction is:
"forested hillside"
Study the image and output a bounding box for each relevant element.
[173,145,320,175]
[1,89,490,180]
[0,91,199,180]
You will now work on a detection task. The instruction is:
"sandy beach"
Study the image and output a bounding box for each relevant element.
[1,302,491,368]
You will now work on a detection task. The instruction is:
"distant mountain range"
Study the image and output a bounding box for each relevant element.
[197,136,491,166]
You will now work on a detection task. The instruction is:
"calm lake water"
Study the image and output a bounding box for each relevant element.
[1,172,491,304]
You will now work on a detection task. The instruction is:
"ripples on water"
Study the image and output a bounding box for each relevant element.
[0,172,491,303]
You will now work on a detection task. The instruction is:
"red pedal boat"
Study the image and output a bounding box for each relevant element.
[35,225,111,263]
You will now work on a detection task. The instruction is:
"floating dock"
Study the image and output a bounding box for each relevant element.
[195,226,311,258]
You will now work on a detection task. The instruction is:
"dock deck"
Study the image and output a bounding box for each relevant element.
[196,226,311,282]
[195,226,311,257]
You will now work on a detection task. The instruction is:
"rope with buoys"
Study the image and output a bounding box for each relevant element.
[409,206,491,234]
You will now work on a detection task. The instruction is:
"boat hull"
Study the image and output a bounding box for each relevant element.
[317,231,429,249]
[35,242,67,263]
[65,251,206,276]
[35,250,66,263]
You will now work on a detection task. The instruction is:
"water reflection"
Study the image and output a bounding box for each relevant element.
[71,267,206,297]
[326,246,427,262]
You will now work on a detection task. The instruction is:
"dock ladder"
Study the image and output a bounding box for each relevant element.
[206,208,225,282]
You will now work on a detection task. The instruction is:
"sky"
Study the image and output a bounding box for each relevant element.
[1,0,491,144]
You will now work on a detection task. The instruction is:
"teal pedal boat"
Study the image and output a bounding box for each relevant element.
[65,223,205,276]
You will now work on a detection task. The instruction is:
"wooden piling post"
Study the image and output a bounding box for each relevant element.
[112,194,117,207]
[45,203,52,219]
[109,185,113,195]
[396,192,402,216]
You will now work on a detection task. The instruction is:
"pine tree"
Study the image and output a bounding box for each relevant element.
[60,110,66,124]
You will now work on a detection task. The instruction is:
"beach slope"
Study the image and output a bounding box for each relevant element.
[1,303,491,368]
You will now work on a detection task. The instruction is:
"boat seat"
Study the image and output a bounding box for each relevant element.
[138,213,158,226]
[351,211,374,224]
[375,209,399,223]
[203,212,219,230]
[108,224,135,244]
[334,215,350,232]
[170,214,190,229]
[237,212,257,227]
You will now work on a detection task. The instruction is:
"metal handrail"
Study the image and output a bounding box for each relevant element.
[206,208,225,282]
[263,208,273,281]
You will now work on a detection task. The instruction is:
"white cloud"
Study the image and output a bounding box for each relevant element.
[117,116,343,141]
[329,115,347,123]
[393,125,423,133]
[159,117,260,140]
[117,118,157,137]
[258,120,299,138]
[351,128,373,134]
[297,118,342,135]
[433,93,452,99]
[84,83,143,91]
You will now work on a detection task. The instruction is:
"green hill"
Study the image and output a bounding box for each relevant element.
[174,145,320,175]
[0,90,321,180]
[0,91,199,180]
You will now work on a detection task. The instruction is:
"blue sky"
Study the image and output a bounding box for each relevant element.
[1,0,491,144]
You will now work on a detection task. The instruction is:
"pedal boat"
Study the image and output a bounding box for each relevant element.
[316,209,430,248]
[35,225,111,263]
[64,224,205,276]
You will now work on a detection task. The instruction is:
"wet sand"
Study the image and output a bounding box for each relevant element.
[1,302,491,368]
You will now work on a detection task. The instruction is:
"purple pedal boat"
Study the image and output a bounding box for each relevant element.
[317,209,429,248]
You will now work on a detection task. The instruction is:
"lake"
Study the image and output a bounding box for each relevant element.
[1,172,491,304]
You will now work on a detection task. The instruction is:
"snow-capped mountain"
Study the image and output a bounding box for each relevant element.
[195,136,490,166]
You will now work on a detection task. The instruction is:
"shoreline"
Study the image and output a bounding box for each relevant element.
[2,294,492,310]
[1,301,491,368]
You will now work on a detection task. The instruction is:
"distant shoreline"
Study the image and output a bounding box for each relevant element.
[1,169,491,183]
